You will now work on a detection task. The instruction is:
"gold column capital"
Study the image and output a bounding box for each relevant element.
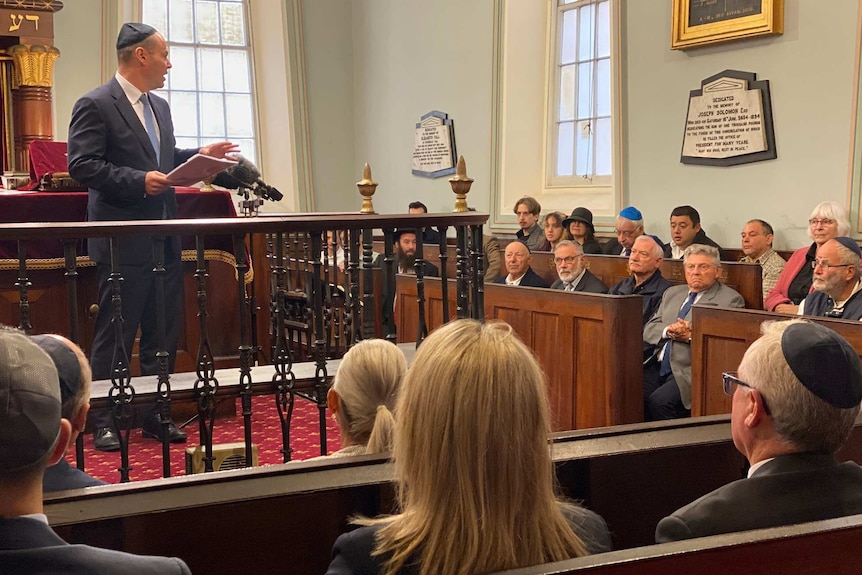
[8,44,60,88]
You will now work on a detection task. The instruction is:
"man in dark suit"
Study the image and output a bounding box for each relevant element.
[656,320,862,542]
[662,205,726,260]
[408,201,441,245]
[67,23,237,451]
[609,235,672,328]
[31,334,108,492]
[494,241,549,288]
[0,329,191,573]
[391,229,439,277]
[644,244,744,420]
[549,240,607,293]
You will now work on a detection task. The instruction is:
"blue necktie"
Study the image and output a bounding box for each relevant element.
[659,291,697,378]
[141,94,160,163]
[623,248,631,257]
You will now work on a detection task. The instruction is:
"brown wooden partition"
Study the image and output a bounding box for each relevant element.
[690,307,862,416]
[396,276,643,430]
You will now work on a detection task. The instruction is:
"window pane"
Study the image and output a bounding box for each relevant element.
[561,9,577,65]
[199,48,225,92]
[576,120,593,176]
[143,0,167,33]
[223,49,250,92]
[559,64,576,121]
[596,58,610,117]
[176,136,200,149]
[597,1,610,58]
[232,138,256,162]
[226,93,253,138]
[557,121,574,177]
[169,0,193,43]
[577,3,595,62]
[577,61,593,120]
[221,2,246,45]
[200,93,225,137]
[169,46,197,90]
[595,117,612,176]
[172,91,200,138]
[196,1,220,44]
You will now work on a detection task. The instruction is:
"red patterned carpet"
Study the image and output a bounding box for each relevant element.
[79,395,342,484]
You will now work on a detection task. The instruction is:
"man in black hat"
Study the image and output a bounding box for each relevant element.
[390,229,439,277]
[798,237,862,319]
[656,319,862,542]
[31,334,108,492]
[0,329,191,573]
[68,23,238,451]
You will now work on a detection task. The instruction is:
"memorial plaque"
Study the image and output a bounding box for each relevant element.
[680,70,776,166]
[412,110,457,178]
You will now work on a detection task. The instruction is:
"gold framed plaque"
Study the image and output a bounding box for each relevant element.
[672,0,783,50]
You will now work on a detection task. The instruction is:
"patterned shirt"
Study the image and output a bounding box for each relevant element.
[741,248,786,304]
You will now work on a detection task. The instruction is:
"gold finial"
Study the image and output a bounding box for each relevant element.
[357,162,377,214]
[449,155,473,213]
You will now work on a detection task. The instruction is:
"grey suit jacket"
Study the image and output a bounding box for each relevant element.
[655,453,862,542]
[0,516,190,574]
[68,77,198,265]
[643,281,744,408]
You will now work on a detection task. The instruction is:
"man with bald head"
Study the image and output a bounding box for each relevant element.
[798,237,862,320]
[494,241,549,287]
[549,240,607,293]
[610,235,672,326]
[656,320,862,542]
[31,334,108,492]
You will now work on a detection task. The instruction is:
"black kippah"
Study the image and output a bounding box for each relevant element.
[116,22,157,50]
[781,322,862,409]
[30,335,81,404]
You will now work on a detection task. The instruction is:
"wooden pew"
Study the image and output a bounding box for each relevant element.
[396,276,644,431]
[690,307,862,416]
[492,514,862,574]
[43,416,862,575]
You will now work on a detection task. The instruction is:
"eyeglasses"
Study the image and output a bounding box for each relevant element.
[809,218,835,227]
[811,260,853,270]
[554,255,582,265]
[722,371,770,415]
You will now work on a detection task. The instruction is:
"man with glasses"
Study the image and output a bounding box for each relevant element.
[656,320,862,542]
[603,206,664,257]
[549,240,608,293]
[644,244,744,420]
[797,237,862,320]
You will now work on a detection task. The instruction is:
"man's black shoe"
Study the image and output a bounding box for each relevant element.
[141,418,188,443]
[93,427,120,452]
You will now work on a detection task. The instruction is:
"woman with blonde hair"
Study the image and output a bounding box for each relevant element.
[538,211,570,252]
[326,320,611,574]
[324,339,406,457]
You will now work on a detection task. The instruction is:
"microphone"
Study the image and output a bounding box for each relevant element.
[212,155,284,202]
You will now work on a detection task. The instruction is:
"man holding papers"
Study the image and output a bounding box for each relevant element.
[68,22,238,451]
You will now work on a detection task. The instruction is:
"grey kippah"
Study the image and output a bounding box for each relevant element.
[781,322,862,409]
[116,22,157,50]
[0,330,61,472]
[833,237,862,257]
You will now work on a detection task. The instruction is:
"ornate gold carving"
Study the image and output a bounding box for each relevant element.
[7,43,59,87]
[0,1,63,12]
[356,162,377,214]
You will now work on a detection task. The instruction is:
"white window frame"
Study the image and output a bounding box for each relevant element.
[544,0,622,199]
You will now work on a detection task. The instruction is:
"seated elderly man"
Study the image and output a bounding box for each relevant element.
[603,206,664,257]
[644,244,744,420]
[739,219,786,302]
[494,241,549,287]
[32,334,108,492]
[656,320,862,542]
[0,328,190,572]
[797,237,862,320]
[609,235,672,327]
[550,240,607,293]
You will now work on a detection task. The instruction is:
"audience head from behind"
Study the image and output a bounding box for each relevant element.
[328,319,610,574]
[327,339,406,456]
[683,244,721,294]
[805,238,862,315]
[615,206,645,251]
[741,219,775,261]
[554,240,586,283]
[629,235,664,283]
[669,205,702,252]
[513,196,541,232]
[656,319,862,544]
[504,240,533,281]
[808,200,851,247]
